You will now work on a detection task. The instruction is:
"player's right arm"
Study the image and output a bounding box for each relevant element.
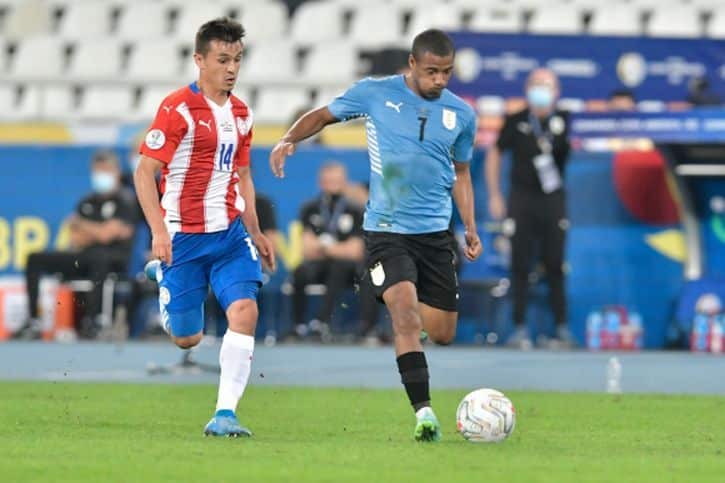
[134,94,188,264]
[133,155,172,264]
[270,106,338,178]
[270,78,373,178]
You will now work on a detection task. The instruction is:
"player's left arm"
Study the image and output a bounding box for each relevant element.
[271,78,373,178]
[452,161,482,261]
[451,112,482,261]
[270,106,338,178]
[237,166,276,273]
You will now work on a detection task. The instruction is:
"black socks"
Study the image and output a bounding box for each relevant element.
[396,351,430,412]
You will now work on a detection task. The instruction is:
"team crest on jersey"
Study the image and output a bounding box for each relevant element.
[145,129,166,150]
[236,116,252,136]
[442,109,457,130]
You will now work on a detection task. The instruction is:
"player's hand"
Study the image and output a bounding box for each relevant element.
[252,233,276,273]
[489,193,506,220]
[269,141,295,178]
[152,229,173,265]
[463,229,483,261]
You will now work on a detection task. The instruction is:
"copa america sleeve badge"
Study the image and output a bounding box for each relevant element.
[145,129,166,150]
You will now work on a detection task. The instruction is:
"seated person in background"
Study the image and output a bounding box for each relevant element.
[608,88,636,111]
[20,150,137,338]
[290,162,371,339]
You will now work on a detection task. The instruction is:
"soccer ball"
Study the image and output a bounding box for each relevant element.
[456,388,516,443]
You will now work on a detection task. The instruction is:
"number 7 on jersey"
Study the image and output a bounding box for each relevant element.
[417,116,427,142]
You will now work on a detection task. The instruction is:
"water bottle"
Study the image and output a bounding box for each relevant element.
[628,312,643,350]
[604,309,621,350]
[606,356,622,394]
[691,313,709,352]
[586,311,602,350]
[710,317,723,354]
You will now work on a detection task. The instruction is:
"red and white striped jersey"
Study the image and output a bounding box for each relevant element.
[140,82,253,234]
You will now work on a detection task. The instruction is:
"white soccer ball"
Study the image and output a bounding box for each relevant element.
[456,388,516,443]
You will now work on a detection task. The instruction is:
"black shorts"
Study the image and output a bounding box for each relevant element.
[363,230,459,312]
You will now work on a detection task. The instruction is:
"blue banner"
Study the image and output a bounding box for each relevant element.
[570,109,725,144]
[448,32,725,102]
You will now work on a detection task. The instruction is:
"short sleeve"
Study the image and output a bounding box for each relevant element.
[236,108,254,168]
[236,128,253,168]
[139,97,188,163]
[495,113,516,152]
[327,78,372,121]
[75,195,93,219]
[452,112,477,162]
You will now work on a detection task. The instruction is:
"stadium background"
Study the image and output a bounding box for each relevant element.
[0,0,724,348]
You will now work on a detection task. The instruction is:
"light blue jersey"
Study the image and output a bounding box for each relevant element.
[328,75,477,234]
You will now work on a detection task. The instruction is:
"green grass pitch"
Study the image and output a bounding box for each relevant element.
[1,382,724,482]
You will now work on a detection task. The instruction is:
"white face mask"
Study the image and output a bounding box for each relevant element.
[527,85,554,109]
[91,171,117,194]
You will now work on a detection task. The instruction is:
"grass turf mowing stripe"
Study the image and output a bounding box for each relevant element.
[1,382,724,483]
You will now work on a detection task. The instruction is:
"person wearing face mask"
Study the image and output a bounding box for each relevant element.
[485,68,573,350]
[18,150,137,339]
[288,161,373,341]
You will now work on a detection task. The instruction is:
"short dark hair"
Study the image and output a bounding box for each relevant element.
[92,149,119,166]
[195,17,245,56]
[411,29,454,60]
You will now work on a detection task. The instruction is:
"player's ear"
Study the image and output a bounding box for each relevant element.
[193,52,204,70]
[408,53,416,71]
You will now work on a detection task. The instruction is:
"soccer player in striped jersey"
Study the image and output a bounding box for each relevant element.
[270,29,482,442]
[134,18,275,438]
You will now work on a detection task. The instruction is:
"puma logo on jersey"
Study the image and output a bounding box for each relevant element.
[161,105,172,114]
[385,101,403,113]
[198,119,212,131]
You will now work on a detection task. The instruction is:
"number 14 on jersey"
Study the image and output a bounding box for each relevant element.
[218,143,234,172]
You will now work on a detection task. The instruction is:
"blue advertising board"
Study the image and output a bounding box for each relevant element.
[448,32,725,102]
[570,109,725,143]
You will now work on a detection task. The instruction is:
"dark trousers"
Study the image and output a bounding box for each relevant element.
[25,249,127,321]
[509,190,567,327]
[292,258,378,329]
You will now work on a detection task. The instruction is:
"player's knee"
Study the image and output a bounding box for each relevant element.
[172,332,202,349]
[429,327,456,345]
[390,305,422,335]
[226,299,258,333]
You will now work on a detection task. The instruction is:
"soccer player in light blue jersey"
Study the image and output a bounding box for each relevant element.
[270,29,482,442]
